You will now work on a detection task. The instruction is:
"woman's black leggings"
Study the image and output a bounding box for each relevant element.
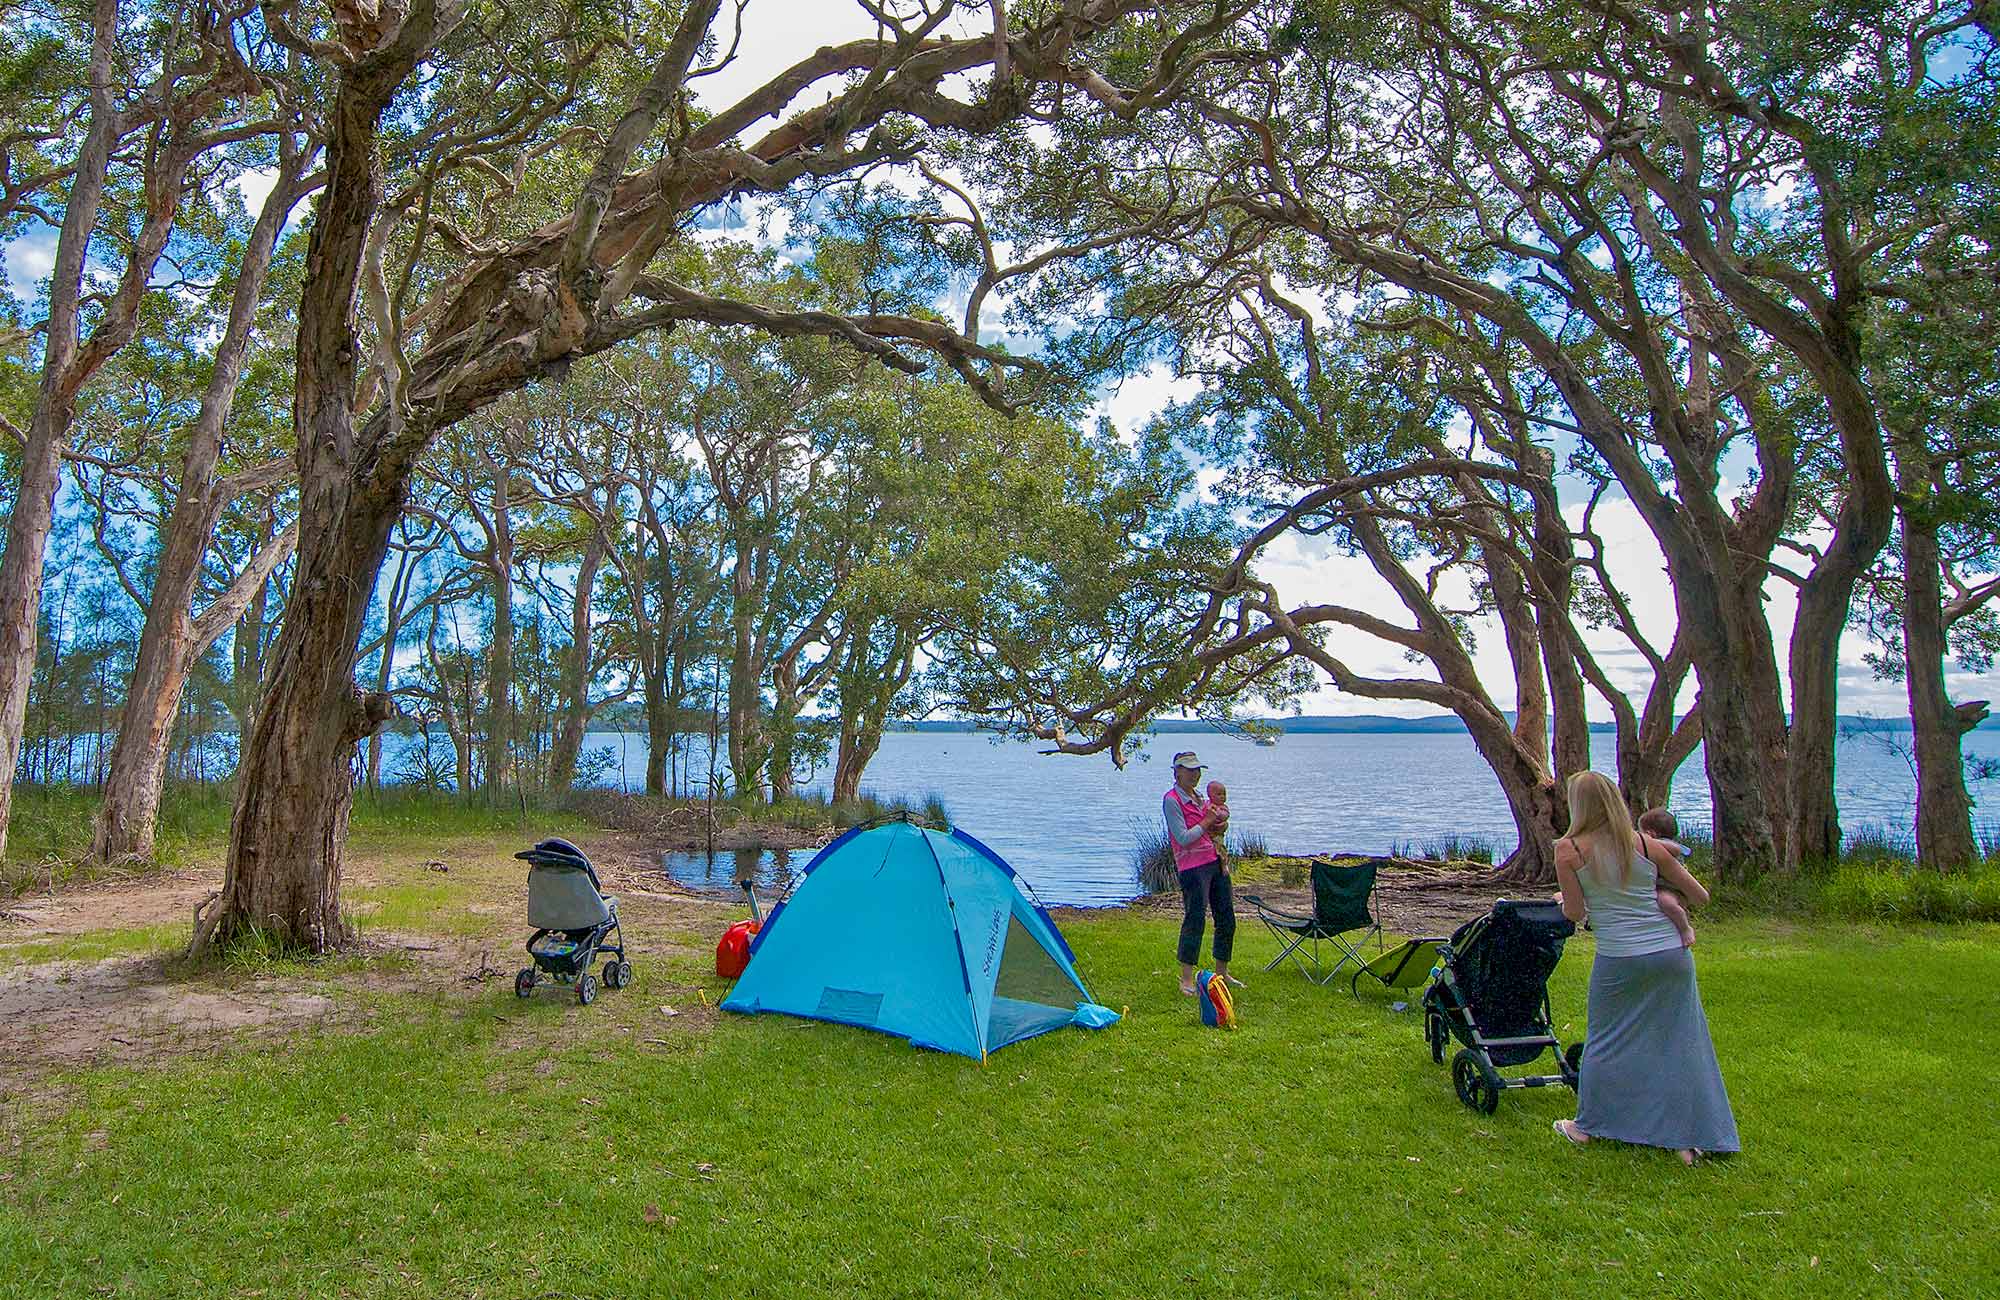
[1177,860,1235,966]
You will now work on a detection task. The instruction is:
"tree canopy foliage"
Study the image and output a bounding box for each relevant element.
[0,1,1994,946]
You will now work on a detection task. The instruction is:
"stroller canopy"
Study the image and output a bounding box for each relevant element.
[721,820,1108,1060]
[1442,900,1574,1056]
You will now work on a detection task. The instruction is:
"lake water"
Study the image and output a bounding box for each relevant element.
[540,726,2000,907]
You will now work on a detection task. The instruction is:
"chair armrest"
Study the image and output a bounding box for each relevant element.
[1242,895,1311,924]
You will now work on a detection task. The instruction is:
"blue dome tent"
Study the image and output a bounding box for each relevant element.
[720,820,1117,1060]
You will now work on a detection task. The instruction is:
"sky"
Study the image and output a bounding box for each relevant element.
[8,1,1995,725]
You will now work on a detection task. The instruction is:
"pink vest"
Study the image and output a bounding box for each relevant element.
[1167,787,1218,871]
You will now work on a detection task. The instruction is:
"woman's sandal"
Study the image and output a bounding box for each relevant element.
[1553,1119,1590,1146]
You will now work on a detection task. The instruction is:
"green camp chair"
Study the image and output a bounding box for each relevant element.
[1244,858,1383,987]
[1350,936,1447,999]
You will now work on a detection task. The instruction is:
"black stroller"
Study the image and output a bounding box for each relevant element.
[1422,898,1582,1114]
[514,837,631,1006]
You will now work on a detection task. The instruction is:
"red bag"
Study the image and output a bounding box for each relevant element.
[715,918,760,978]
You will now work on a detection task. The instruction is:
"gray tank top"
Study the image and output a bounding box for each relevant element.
[1573,844,1684,958]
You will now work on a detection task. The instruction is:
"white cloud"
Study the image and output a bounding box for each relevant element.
[231,165,281,217]
[3,226,58,303]
[1097,364,1200,442]
[687,2,992,130]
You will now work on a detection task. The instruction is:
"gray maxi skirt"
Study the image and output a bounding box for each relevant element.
[1574,946,1740,1153]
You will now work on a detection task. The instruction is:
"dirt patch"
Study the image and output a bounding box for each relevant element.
[0,867,223,942]
[0,833,740,1092]
[0,953,356,1090]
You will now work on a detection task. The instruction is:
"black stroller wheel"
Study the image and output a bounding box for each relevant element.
[1562,1040,1585,1086]
[577,973,597,1006]
[514,969,536,999]
[1452,1049,1500,1115]
[605,960,630,990]
[1425,1011,1446,1064]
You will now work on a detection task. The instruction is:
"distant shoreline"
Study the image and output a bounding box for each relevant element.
[883,713,1998,737]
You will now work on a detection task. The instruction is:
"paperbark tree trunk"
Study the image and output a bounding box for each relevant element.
[726,546,766,799]
[643,668,671,797]
[829,728,880,805]
[479,460,515,802]
[767,673,799,803]
[0,2,120,862]
[1618,691,1703,816]
[1487,536,1551,775]
[0,0,255,858]
[91,151,308,866]
[546,529,604,792]
[1896,444,1985,870]
[196,6,445,954]
[1463,705,1564,885]
[91,523,298,864]
[1525,449,1593,787]
[1787,368,1898,867]
[1677,571,1783,882]
[763,618,842,804]
[831,618,917,803]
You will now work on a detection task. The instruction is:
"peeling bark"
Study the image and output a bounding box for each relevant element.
[92,149,311,866]
[198,1,452,954]
[546,526,604,792]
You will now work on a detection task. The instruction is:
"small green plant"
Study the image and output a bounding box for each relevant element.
[1230,830,1268,859]
[1131,823,1177,894]
[1841,823,1916,867]
[1394,833,1495,864]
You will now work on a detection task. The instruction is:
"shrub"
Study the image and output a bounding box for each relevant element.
[1405,833,1495,865]
[1843,823,1916,867]
[1815,864,2000,924]
[1230,830,1268,859]
[830,796,879,828]
[1132,823,1177,894]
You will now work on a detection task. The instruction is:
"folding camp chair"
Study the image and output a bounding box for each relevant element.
[1244,858,1383,986]
[1350,935,1447,999]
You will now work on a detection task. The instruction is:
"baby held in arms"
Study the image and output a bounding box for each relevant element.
[1638,807,1696,948]
[1206,780,1231,866]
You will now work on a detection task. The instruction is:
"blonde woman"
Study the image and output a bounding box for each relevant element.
[1551,771,1739,1164]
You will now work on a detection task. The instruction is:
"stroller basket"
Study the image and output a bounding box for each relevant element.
[1422,898,1581,1114]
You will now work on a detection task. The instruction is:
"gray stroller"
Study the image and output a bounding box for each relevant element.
[514,837,630,1005]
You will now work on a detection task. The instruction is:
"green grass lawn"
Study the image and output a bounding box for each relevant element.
[3,909,1996,1298]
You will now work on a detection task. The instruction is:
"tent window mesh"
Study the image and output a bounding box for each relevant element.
[816,987,884,1025]
[993,916,1077,1008]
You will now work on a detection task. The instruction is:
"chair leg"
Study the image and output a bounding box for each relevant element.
[1258,915,1322,980]
[1323,933,1369,984]
[1272,930,1318,979]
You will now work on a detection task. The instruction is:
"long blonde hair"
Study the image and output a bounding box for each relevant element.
[1565,771,1639,885]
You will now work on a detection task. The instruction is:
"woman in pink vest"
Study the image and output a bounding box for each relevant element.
[1165,751,1236,996]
